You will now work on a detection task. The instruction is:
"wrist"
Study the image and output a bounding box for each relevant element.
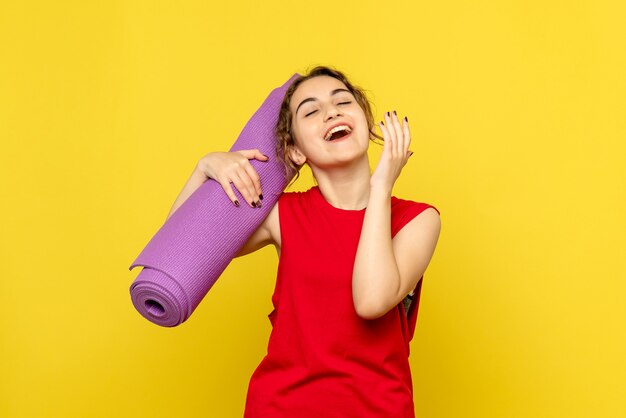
[194,162,211,181]
[369,183,392,198]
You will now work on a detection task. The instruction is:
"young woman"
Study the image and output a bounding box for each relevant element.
[167,66,441,417]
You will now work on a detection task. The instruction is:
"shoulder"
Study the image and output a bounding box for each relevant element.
[277,187,317,213]
[391,195,441,218]
[391,195,440,214]
[279,187,316,202]
[263,188,314,250]
[390,196,441,238]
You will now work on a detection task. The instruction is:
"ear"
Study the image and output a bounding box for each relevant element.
[287,145,307,166]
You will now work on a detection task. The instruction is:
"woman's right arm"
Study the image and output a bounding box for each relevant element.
[165,165,208,221]
[165,149,277,257]
[165,149,269,221]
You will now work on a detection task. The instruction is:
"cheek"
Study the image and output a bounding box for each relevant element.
[289,121,302,142]
[291,126,313,148]
[356,116,370,135]
[351,109,368,127]
[295,123,317,141]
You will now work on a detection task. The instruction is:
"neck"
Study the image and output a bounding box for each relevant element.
[309,156,372,210]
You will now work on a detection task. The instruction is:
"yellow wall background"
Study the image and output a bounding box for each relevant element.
[1,1,624,417]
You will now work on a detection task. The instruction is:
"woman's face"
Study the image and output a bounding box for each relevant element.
[288,75,370,169]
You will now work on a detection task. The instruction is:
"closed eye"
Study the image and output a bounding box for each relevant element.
[304,101,352,117]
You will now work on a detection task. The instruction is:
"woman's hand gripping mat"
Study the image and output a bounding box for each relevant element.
[128,73,300,327]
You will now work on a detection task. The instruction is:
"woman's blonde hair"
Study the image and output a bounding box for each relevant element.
[274,66,383,187]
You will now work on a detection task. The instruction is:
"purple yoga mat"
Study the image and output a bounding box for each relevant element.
[129,73,300,327]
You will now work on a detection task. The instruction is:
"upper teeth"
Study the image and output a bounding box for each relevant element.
[324,125,352,141]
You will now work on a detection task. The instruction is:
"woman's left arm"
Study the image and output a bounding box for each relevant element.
[352,189,441,319]
[352,111,441,320]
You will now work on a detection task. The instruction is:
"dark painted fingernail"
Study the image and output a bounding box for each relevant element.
[386,111,390,117]
[259,194,264,200]
[256,201,262,208]
[234,200,240,207]
[405,116,408,122]
[393,110,397,115]
[381,121,384,126]
[252,201,256,207]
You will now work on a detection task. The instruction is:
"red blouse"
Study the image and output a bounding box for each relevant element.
[244,186,440,417]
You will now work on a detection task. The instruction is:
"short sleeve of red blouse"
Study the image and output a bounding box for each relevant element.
[391,197,440,239]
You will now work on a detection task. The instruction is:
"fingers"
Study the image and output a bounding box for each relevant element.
[221,171,259,208]
[379,120,389,155]
[241,150,265,206]
[242,163,263,204]
[254,149,270,162]
[216,150,266,208]
[402,116,412,158]
[234,170,261,208]
[238,148,269,162]
[383,112,397,157]
[394,111,406,156]
[390,111,403,156]
[381,111,411,159]
[217,177,242,208]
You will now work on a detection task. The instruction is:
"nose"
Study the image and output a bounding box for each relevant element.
[323,102,342,121]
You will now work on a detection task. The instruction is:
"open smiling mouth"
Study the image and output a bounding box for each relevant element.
[324,125,353,142]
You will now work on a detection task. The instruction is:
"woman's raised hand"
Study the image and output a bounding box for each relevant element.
[197,150,269,208]
[370,111,414,193]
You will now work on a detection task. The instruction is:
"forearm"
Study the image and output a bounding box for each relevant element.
[165,163,208,221]
[352,186,401,317]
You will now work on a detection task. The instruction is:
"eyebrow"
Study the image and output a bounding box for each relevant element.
[295,88,352,115]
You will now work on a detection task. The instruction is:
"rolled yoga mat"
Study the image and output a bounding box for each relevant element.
[128,73,300,327]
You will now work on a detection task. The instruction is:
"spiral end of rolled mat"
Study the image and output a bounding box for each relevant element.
[129,267,191,327]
